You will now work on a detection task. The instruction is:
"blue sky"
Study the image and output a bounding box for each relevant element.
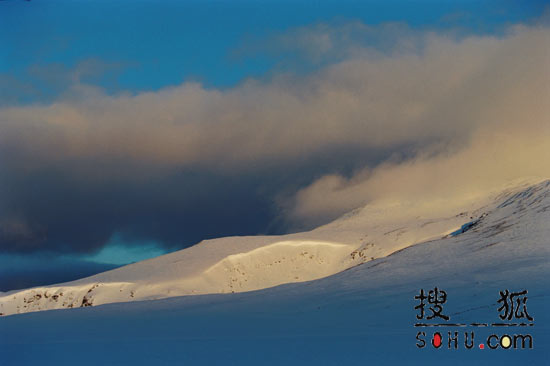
[1,0,546,100]
[0,0,548,290]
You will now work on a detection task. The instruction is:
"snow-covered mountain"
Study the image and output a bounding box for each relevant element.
[1,178,549,365]
[1,178,549,316]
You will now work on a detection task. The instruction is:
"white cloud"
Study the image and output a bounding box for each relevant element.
[1,23,548,230]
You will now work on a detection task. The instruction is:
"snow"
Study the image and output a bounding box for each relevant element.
[0,178,549,365]
[1,178,548,317]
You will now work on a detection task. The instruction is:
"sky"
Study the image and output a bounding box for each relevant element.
[0,0,549,291]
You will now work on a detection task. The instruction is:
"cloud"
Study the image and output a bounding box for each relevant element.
[233,21,422,65]
[0,253,119,292]
[0,22,548,252]
[289,125,550,228]
[1,59,128,106]
[286,24,550,227]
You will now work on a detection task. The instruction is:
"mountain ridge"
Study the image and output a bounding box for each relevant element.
[1,177,548,316]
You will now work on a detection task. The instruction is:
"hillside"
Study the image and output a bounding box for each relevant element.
[1,178,548,316]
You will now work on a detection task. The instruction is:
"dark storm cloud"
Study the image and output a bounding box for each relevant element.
[0,22,548,254]
[0,134,413,253]
[0,160,273,252]
[0,253,119,292]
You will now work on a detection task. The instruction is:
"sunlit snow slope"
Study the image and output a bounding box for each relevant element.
[1,178,549,316]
